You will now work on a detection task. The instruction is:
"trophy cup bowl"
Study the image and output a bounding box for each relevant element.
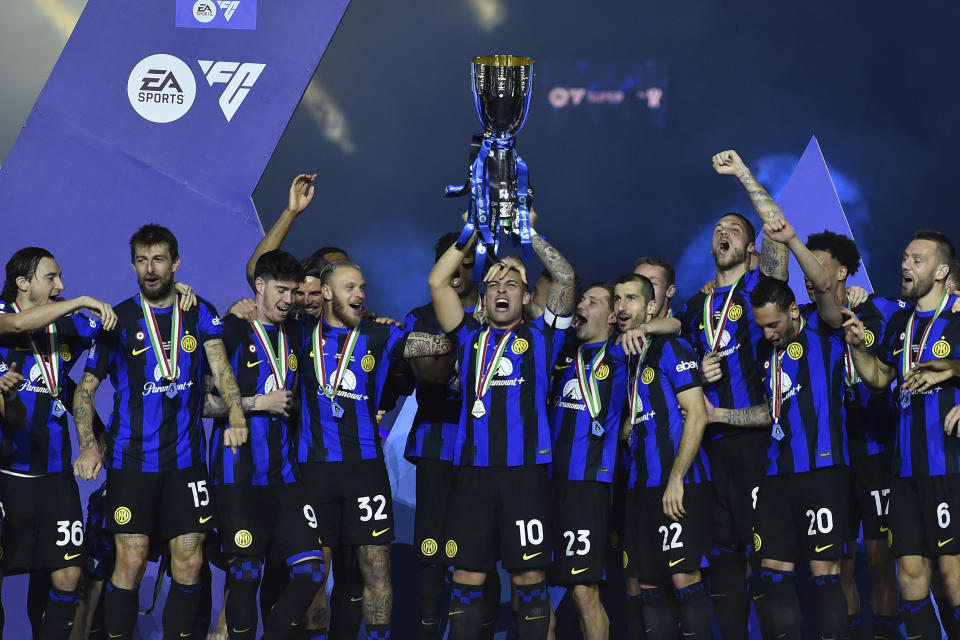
[471,55,535,138]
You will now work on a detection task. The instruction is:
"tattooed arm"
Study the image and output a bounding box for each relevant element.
[403,332,453,358]
[531,234,576,317]
[713,150,789,281]
[203,375,290,418]
[709,403,772,428]
[204,339,248,452]
[72,371,104,480]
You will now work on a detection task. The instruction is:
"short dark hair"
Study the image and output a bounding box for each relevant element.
[615,273,654,303]
[254,250,305,284]
[632,256,676,286]
[301,256,327,280]
[433,232,461,263]
[310,246,350,261]
[583,281,615,311]
[806,230,861,276]
[718,212,756,243]
[750,276,795,312]
[914,230,956,267]
[130,224,179,262]
[2,247,55,303]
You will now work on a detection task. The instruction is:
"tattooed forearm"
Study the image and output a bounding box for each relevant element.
[404,332,453,358]
[203,393,257,417]
[205,339,243,416]
[717,403,771,427]
[531,234,575,316]
[73,372,101,449]
[736,170,781,222]
[760,234,790,280]
[358,544,393,625]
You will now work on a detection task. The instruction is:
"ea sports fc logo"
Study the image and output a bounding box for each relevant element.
[127,54,196,123]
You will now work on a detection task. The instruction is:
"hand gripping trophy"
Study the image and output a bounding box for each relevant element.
[445,55,535,279]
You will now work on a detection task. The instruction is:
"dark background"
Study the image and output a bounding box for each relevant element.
[249,0,960,318]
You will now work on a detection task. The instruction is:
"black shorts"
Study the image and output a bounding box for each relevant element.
[445,465,552,572]
[888,474,960,557]
[84,482,113,581]
[549,480,611,584]
[753,466,851,563]
[0,472,86,574]
[623,482,710,580]
[214,482,323,563]
[851,452,893,542]
[703,430,768,550]
[414,458,455,564]
[300,460,395,547]
[103,466,217,539]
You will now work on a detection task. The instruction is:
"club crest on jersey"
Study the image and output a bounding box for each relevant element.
[421,538,438,557]
[622,550,629,569]
[786,342,803,360]
[114,507,132,526]
[727,304,743,322]
[445,540,458,558]
[360,354,376,372]
[181,334,198,353]
[933,339,951,359]
[135,331,145,342]
[234,530,253,548]
[511,337,529,354]
[594,363,610,380]
[863,329,875,348]
[287,353,298,371]
[248,344,257,353]
[641,366,655,385]
[59,344,72,362]
[753,532,762,552]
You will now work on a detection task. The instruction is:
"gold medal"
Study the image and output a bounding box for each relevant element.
[472,399,486,419]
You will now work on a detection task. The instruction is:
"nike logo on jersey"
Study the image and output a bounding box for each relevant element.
[64,552,82,561]
[373,528,390,537]
[893,348,904,356]
[524,615,548,621]
[232,629,250,634]
[349,596,363,602]
[247,360,263,368]
[939,538,955,548]
[522,552,542,561]
[448,610,464,616]
[199,515,213,524]
[570,567,588,575]
[814,544,833,553]
[668,558,686,568]
[132,346,150,356]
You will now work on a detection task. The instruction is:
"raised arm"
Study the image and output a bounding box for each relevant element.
[245,173,317,289]
[842,308,896,391]
[72,371,104,480]
[713,150,789,281]
[429,232,477,333]
[403,332,454,358]
[663,386,708,521]
[530,233,575,317]
[204,339,249,453]
[0,296,117,334]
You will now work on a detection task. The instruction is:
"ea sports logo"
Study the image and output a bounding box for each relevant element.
[496,358,514,378]
[330,370,357,391]
[562,379,582,401]
[675,360,698,373]
[192,0,216,22]
[128,54,196,123]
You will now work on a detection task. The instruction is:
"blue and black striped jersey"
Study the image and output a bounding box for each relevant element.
[0,303,99,474]
[84,295,222,472]
[209,315,301,485]
[878,296,960,477]
[758,321,848,476]
[452,311,571,467]
[680,269,770,438]
[402,303,478,462]
[623,336,709,489]
[547,332,627,483]
[296,316,407,463]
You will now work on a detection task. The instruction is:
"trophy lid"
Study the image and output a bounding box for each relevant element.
[471,55,535,138]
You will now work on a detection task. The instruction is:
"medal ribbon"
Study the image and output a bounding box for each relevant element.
[628,342,651,425]
[842,302,858,387]
[313,321,359,400]
[139,294,181,382]
[251,320,288,390]
[901,289,951,379]
[703,271,746,352]
[575,343,607,419]
[474,321,522,402]
[11,302,59,396]
[769,317,806,425]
